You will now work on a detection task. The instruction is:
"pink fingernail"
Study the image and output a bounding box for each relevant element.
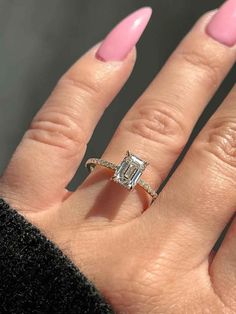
[96,7,152,62]
[206,0,236,47]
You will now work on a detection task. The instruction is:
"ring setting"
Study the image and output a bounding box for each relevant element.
[85,151,158,203]
[112,151,148,190]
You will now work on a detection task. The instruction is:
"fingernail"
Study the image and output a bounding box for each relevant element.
[96,7,152,62]
[206,0,236,47]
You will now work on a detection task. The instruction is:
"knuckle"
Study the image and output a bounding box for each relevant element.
[58,74,101,98]
[199,118,236,168]
[121,99,187,154]
[25,110,87,156]
[177,45,222,88]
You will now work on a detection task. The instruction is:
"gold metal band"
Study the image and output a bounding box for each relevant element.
[86,158,158,202]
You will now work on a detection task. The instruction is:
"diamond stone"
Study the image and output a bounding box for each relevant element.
[112,151,148,190]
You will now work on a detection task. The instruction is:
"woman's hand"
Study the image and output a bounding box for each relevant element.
[1,3,236,313]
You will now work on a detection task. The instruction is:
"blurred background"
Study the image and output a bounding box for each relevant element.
[0,0,235,190]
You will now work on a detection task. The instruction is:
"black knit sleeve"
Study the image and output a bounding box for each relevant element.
[0,198,114,314]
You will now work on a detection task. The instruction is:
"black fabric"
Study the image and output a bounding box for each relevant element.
[0,198,113,314]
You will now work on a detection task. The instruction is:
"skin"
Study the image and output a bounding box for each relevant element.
[0,10,236,314]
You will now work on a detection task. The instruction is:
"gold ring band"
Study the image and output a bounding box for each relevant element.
[85,151,158,203]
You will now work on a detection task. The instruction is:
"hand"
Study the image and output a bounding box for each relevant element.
[1,5,236,314]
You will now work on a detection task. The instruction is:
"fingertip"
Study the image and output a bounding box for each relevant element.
[123,46,137,67]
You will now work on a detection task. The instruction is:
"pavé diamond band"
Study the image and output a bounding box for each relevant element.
[85,151,158,203]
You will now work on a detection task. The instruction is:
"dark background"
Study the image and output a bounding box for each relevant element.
[0,0,235,189]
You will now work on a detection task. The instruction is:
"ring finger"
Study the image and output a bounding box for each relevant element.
[75,6,236,221]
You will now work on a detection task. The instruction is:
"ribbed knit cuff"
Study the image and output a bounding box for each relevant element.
[0,198,113,314]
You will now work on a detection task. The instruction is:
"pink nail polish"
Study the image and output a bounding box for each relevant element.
[96,7,152,62]
[206,0,236,47]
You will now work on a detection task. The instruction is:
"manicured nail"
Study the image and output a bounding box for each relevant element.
[206,0,236,47]
[96,7,152,62]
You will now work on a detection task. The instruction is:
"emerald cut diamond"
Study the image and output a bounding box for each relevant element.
[112,151,148,190]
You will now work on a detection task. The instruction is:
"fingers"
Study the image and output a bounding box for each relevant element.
[0,5,154,211]
[78,9,236,221]
[144,84,236,266]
